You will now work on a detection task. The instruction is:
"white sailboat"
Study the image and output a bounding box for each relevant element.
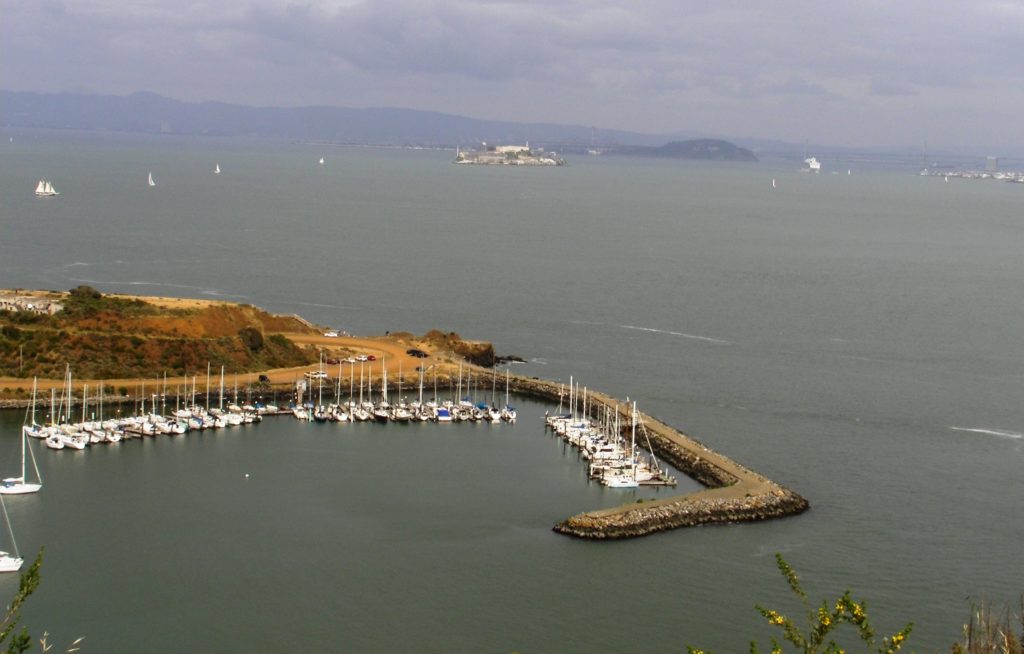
[319,156,325,165]
[148,172,156,187]
[214,164,221,174]
[0,495,23,572]
[34,179,59,197]
[771,178,776,189]
[2,379,42,494]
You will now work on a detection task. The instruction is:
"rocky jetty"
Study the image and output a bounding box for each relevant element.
[503,373,809,540]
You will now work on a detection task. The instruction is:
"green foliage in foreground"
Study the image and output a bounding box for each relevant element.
[0,549,83,653]
[688,554,912,654]
[0,549,43,654]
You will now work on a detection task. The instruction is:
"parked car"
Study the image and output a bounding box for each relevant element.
[366,355,377,361]
[324,331,339,338]
[326,358,340,365]
[304,370,328,379]
[406,348,428,358]
[355,355,369,362]
[258,374,270,382]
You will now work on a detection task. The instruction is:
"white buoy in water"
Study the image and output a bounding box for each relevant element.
[245,473,250,478]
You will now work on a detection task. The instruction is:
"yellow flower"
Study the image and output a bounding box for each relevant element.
[765,610,786,626]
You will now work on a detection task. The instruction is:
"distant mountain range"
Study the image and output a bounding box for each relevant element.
[3,89,1009,165]
[0,89,675,148]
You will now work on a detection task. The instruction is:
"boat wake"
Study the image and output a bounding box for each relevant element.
[291,301,361,311]
[68,277,242,299]
[949,426,1023,440]
[619,324,730,345]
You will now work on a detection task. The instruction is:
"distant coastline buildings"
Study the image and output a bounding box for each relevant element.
[0,293,63,315]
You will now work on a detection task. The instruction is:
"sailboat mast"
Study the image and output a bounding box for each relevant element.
[19,404,26,482]
[0,497,19,560]
[631,402,637,481]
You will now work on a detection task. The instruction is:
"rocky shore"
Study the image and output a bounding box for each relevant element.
[502,373,809,539]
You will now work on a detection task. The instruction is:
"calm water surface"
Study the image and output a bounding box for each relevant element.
[0,131,1023,652]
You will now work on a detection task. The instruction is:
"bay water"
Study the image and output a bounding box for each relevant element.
[1,131,1023,652]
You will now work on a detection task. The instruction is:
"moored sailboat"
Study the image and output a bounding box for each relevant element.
[2,387,43,494]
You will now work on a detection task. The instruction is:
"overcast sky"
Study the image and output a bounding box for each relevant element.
[3,0,1023,149]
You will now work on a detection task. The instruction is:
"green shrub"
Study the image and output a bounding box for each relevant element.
[688,555,912,654]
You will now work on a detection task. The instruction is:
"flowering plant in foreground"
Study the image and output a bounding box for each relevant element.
[688,554,913,654]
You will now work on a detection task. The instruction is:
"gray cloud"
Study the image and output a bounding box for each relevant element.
[3,0,1023,147]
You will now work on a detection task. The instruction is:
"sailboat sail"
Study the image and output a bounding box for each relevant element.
[214,164,221,174]
[148,172,156,187]
[34,179,58,196]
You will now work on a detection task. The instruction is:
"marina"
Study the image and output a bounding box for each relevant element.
[2,138,1023,651]
[3,342,806,543]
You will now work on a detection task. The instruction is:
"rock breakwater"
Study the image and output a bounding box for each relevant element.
[502,373,809,540]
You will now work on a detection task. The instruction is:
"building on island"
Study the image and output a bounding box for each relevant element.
[455,142,566,166]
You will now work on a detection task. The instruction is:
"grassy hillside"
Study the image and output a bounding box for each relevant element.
[0,287,318,379]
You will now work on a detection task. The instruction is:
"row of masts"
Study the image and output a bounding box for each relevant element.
[295,357,518,424]
[22,365,278,450]
[544,376,676,487]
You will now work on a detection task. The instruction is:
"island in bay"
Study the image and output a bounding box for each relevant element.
[0,286,807,539]
[454,143,566,166]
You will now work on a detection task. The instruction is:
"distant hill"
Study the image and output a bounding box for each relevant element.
[606,139,758,161]
[0,89,671,148]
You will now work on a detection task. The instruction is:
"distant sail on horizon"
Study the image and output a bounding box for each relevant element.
[148,171,156,187]
[34,179,59,197]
